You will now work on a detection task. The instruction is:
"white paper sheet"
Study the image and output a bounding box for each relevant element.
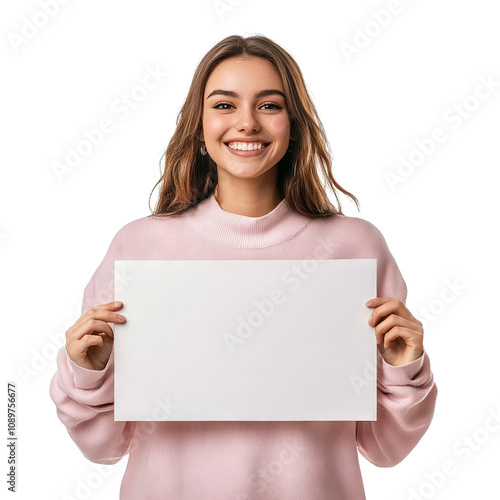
[113,259,377,421]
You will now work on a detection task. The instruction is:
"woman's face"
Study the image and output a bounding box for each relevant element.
[202,56,291,187]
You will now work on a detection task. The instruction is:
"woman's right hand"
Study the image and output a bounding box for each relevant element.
[65,301,126,370]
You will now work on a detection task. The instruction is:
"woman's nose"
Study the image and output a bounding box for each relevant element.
[235,106,261,133]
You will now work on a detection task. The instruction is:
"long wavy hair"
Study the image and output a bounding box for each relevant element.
[149,34,359,217]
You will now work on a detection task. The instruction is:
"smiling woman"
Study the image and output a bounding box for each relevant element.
[149,34,359,218]
[202,56,291,216]
[50,33,437,500]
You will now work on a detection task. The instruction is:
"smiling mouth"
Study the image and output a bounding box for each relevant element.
[225,142,270,151]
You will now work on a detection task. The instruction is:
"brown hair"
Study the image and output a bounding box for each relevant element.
[149,34,359,217]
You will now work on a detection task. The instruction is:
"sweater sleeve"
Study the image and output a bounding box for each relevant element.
[354,220,438,467]
[49,231,136,464]
[356,350,437,466]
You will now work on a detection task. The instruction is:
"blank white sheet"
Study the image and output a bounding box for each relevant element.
[113,259,377,421]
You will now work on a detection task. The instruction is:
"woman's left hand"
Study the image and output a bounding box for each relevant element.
[366,297,424,366]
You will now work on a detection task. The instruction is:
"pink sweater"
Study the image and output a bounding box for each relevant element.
[50,193,437,499]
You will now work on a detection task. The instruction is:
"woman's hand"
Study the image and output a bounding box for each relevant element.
[365,297,424,366]
[65,301,126,370]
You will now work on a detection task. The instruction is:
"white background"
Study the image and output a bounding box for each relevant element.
[1,0,499,498]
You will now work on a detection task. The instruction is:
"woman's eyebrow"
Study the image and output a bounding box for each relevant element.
[206,89,286,100]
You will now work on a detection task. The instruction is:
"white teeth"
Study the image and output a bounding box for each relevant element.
[227,142,267,151]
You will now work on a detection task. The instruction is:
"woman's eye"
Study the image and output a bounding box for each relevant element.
[212,102,283,111]
[213,102,233,110]
[260,103,283,110]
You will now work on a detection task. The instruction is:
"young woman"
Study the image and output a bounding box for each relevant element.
[50,34,437,499]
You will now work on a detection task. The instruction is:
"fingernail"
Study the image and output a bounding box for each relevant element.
[366,300,375,307]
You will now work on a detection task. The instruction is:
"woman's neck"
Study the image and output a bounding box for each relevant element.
[185,191,311,249]
[213,185,283,218]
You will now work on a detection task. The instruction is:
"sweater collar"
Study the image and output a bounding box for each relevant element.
[186,193,312,248]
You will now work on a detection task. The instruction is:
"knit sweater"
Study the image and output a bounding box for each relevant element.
[49,193,437,500]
